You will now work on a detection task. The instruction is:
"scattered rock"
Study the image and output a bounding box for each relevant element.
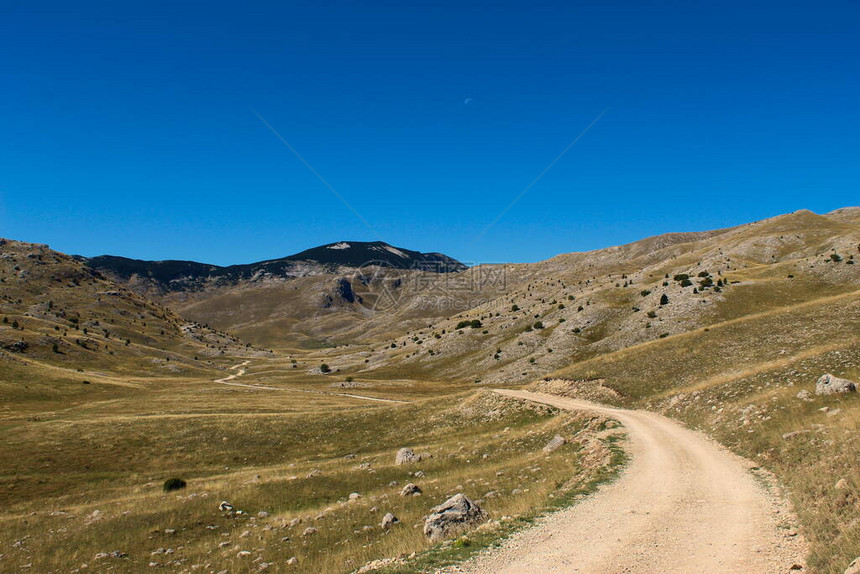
[306,469,322,478]
[423,493,488,542]
[395,447,418,465]
[286,556,298,566]
[401,483,422,496]
[815,374,857,395]
[381,513,400,529]
[835,479,849,490]
[543,434,566,453]
[781,430,811,441]
[302,527,318,537]
[355,556,406,572]
[94,551,127,560]
[349,492,361,500]
[796,390,812,401]
[218,501,233,512]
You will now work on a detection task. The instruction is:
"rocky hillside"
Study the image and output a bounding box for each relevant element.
[0,239,266,384]
[314,208,859,384]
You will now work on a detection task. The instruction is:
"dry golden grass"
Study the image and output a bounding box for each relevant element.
[0,378,623,573]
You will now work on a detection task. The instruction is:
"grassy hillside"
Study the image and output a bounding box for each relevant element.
[533,290,860,572]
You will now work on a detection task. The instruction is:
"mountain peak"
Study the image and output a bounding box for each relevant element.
[80,240,466,294]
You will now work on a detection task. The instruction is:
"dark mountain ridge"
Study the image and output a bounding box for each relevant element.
[78,241,467,294]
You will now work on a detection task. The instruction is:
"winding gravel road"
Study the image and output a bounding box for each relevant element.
[450,390,806,574]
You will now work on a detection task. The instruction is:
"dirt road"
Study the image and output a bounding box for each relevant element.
[452,390,805,573]
[212,361,405,402]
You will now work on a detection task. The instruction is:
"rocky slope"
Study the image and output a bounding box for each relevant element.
[0,239,266,384]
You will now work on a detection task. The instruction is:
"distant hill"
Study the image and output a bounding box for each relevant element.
[79,241,467,294]
[0,238,266,383]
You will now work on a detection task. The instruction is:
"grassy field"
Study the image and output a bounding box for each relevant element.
[0,356,624,573]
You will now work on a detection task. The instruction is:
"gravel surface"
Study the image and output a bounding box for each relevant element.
[446,390,807,573]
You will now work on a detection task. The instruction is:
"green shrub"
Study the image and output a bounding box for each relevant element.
[533,321,544,329]
[320,363,331,373]
[673,274,689,282]
[163,478,187,492]
[659,294,669,305]
[640,289,651,297]
[679,279,693,287]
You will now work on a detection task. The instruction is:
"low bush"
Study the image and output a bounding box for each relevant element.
[162,478,186,492]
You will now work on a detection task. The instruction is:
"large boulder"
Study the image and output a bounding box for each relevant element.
[395,447,418,465]
[423,493,487,542]
[845,557,860,574]
[815,374,857,396]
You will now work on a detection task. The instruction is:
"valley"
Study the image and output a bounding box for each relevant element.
[0,208,858,573]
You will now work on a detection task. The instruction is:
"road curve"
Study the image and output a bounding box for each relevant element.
[452,390,805,574]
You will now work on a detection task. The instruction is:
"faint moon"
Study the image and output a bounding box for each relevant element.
[464,98,473,106]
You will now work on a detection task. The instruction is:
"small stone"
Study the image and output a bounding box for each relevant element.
[302,527,318,537]
[401,483,422,496]
[286,557,299,566]
[381,513,400,529]
[543,434,566,453]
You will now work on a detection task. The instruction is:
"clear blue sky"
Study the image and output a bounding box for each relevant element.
[1,1,858,265]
